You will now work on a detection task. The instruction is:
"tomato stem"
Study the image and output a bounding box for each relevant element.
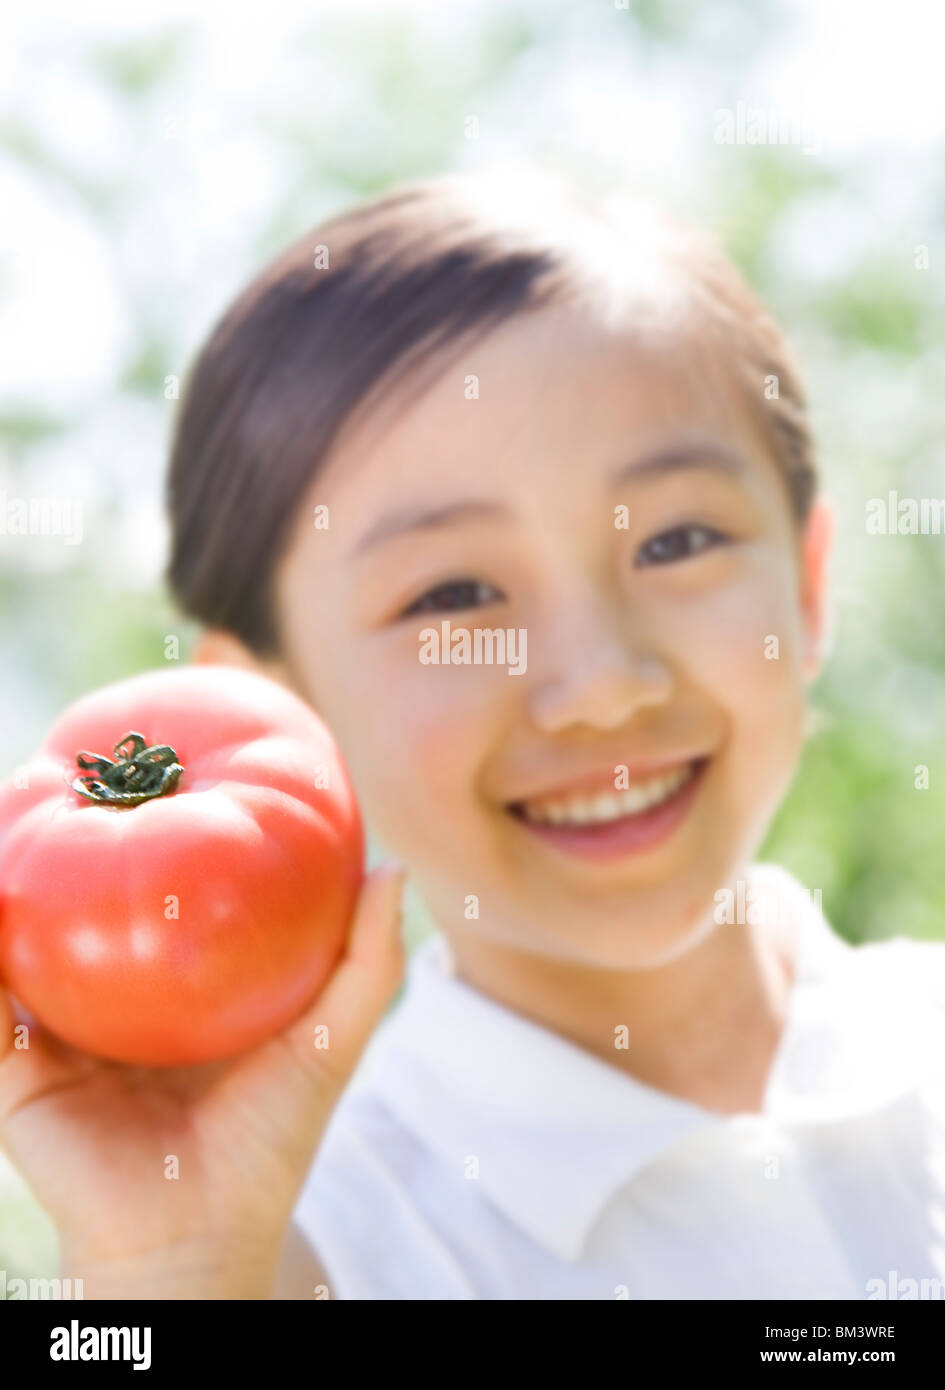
[72,732,185,807]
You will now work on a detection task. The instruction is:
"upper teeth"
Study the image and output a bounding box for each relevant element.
[518,763,695,826]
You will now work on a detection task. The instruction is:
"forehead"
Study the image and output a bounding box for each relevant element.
[311,299,782,514]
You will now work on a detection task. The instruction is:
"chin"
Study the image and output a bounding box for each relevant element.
[531,877,723,972]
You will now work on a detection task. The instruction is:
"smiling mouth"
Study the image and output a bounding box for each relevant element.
[507,757,708,828]
[504,755,710,862]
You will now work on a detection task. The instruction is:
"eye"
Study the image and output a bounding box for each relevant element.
[634,524,729,568]
[401,578,503,617]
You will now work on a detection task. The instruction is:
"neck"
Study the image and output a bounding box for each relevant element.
[444,906,797,1117]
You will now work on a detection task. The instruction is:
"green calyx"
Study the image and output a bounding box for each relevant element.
[72,732,185,807]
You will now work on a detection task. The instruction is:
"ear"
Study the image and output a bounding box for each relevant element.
[190,628,302,698]
[797,495,834,682]
[191,628,263,671]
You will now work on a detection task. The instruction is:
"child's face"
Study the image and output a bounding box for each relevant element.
[270,303,831,969]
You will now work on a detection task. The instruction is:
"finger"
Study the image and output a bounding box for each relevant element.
[1,991,93,1070]
[0,989,46,1068]
[0,977,103,1104]
[0,982,13,1066]
[0,989,87,1142]
[280,862,406,1090]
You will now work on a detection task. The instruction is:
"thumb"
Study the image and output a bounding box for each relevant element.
[281,862,407,1093]
[0,983,11,1064]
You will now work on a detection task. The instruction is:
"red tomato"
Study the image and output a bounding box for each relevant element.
[0,665,364,1065]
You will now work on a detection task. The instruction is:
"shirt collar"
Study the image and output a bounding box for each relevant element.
[352,862,934,1263]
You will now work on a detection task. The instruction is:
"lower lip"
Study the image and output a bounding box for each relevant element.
[509,759,709,862]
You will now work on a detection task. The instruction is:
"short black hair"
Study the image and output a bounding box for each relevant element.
[166,170,817,657]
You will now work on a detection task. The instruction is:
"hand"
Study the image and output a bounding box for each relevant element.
[0,862,406,1297]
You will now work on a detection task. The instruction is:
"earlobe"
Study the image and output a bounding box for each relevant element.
[799,495,835,680]
[191,628,308,704]
[191,628,263,671]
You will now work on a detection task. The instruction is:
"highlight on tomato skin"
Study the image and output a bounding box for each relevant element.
[0,664,366,1067]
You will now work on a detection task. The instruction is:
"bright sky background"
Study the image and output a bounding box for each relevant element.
[2,0,943,399]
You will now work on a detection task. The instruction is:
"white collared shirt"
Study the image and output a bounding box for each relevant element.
[292,863,945,1300]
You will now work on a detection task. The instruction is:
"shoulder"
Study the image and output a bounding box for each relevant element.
[292,1087,476,1300]
[855,931,945,1006]
[291,953,478,1300]
[753,861,945,1006]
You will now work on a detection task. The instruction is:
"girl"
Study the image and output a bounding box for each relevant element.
[2,170,944,1300]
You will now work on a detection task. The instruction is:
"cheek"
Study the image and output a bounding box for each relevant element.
[659,549,807,707]
[316,641,502,851]
[655,552,808,788]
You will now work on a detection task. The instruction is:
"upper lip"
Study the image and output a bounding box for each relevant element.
[506,754,709,807]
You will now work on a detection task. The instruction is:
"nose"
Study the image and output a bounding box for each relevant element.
[526,595,674,735]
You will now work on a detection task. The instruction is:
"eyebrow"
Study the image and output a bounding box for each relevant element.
[609,437,749,486]
[346,438,749,560]
[347,497,511,559]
